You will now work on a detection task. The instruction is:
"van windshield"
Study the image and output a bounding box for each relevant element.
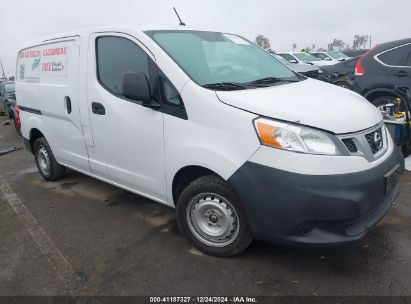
[146,31,300,89]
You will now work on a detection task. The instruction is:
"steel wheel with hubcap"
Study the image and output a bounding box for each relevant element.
[177,174,252,257]
[187,193,240,247]
[37,146,51,176]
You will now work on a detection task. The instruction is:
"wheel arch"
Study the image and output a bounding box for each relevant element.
[365,88,400,102]
[171,165,225,207]
[28,128,46,154]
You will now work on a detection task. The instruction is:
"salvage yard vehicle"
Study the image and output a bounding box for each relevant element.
[0,81,16,118]
[319,56,360,89]
[16,26,404,256]
[272,53,323,79]
[311,51,350,62]
[353,38,411,109]
[278,52,335,67]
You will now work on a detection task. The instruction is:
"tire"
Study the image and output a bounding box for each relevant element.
[33,137,65,181]
[176,175,252,257]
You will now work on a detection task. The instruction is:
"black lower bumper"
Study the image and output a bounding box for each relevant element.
[228,148,404,246]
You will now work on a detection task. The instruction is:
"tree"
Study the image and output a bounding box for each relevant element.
[292,43,297,51]
[312,44,316,51]
[255,35,271,50]
[353,35,369,50]
[328,39,345,51]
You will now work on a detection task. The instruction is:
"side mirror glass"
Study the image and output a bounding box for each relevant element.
[122,72,152,105]
[289,59,298,64]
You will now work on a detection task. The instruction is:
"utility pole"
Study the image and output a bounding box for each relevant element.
[0,59,6,79]
[369,35,372,49]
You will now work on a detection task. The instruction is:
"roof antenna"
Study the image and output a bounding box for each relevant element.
[173,7,186,26]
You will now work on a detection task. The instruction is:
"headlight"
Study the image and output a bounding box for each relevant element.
[254,118,340,155]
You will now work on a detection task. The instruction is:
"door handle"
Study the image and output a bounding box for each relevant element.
[92,102,105,115]
[394,71,408,77]
[64,96,72,114]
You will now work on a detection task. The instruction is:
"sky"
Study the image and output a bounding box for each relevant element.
[1,0,410,77]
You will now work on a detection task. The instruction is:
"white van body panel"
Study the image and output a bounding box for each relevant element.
[216,78,383,134]
[164,81,260,203]
[17,37,91,174]
[85,32,167,202]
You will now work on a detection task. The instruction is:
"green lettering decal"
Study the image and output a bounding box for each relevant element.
[32,58,41,70]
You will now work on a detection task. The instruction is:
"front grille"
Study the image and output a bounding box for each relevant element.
[342,138,358,153]
[365,128,383,154]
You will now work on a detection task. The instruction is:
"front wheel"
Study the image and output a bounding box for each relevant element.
[176,175,252,257]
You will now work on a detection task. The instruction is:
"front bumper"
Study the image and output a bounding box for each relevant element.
[228,147,404,246]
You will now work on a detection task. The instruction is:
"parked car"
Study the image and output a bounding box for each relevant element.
[0,81,15,118]
[319,56,360,89]
[310,51,350,62]
[16,26,403,256]
[278,52,335,67]
[353,38,411,109]
[343,49,368,58]
[0,78,10,115]
[273,53,323,79]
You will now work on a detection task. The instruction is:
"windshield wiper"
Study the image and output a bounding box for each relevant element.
[202,82,248,91]
[246,77,300,85]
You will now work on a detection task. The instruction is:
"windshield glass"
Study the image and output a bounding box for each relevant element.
[274,54,291,66]
[328,51,349,60]
[293,52,321,62]
[4,83,15,93]
[146,31,299,87]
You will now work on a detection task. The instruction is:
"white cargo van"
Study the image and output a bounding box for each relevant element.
[16,26,403,256]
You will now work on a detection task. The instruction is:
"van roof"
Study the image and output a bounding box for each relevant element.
[17,24,215,51]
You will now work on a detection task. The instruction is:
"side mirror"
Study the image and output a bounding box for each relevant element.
[122,72,159,107]
[289,59,298,64]
[324,57,332,61]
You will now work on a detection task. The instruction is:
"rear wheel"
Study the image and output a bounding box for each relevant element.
[34,137,65,181]
[176,175,252,257]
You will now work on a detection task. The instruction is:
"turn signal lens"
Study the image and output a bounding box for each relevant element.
[255,122,281,148]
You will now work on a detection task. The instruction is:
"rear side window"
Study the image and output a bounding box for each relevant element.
[96,36,150,96]
[377,44,411,66]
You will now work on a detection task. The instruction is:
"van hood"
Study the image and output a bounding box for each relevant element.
[216,79,382,134]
